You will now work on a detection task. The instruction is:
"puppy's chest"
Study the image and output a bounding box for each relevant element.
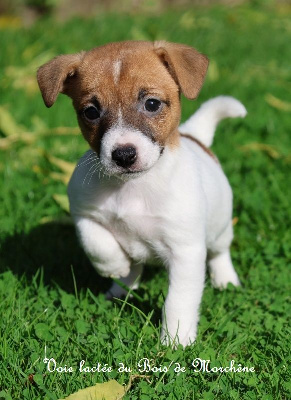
[96,189,162,260]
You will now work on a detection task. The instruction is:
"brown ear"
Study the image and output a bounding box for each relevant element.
[37,52,84,108]
[154,41,209,100]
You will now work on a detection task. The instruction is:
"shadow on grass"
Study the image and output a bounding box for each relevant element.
[0,222,110,294]
[0,222,163,319]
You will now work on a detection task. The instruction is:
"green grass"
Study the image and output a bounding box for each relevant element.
[0,2,291,399]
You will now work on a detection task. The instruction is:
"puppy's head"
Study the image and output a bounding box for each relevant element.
[37,41,208,178]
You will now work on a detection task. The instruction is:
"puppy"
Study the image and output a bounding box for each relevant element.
[37,41,246,347]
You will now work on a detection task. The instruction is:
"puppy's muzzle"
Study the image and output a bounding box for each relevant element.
[111,145,137,168]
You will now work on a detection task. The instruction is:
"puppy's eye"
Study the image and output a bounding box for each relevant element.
[84,106,100,121]
[144,99,162,113]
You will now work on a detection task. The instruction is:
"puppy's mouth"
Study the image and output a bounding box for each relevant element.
[121,170,141,174]
[99,158,151,180]
[119,169,145,179]
[105,165,147,179]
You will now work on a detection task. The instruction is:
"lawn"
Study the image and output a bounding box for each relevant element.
[0,2,290,399]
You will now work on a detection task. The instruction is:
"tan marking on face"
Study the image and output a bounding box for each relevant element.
[67,42,182,152]
[38,41,207,155]
[117,107,123,125]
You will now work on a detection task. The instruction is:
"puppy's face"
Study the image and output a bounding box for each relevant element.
[37,41,208,178]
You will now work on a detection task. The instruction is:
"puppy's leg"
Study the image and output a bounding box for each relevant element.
[74,216,130,278]
[208,222,240,288]
[161,244,206,348]
[106,263,144,299]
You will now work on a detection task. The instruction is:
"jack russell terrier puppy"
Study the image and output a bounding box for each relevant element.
[37,41,246,347]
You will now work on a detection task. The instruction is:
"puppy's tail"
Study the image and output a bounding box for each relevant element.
[179,96,247,148]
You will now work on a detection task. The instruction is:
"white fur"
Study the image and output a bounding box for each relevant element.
[113,60,122,85]
[179,96,247,147]
[68,96,246,347]
[100,124,160,176]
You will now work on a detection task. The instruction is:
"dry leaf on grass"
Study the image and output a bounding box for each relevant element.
[232,217,239,226]
[240,142,281,159]
[207,60,219,82]
[0,106,25,136]
[265,93,291,112]
[52,194,70,214]
[46,154,75,175]
[46,154,76,185]
[0,127,80,150]
[0,15,22,29]
[50,172,71,185]
[0,133,36,149]
[0,106,79,150]
[50,126,80,135]
[179,12,195,30]
[5,51,55,95]
[59,380,126,400]
[40,215,72,225]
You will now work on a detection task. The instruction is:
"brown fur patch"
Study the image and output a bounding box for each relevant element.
[37,41,209,154]
[154,41,209,100]
[67,41,182,152]
[180,133,218,163]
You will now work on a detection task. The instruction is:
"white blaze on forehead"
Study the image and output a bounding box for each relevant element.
[117,107,123,126]
[113,60,122,85]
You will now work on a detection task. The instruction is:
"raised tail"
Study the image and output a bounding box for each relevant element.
[179,96,247,148]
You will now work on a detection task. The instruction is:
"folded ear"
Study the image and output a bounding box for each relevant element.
[154,41,209,100]
[37,52,84,107]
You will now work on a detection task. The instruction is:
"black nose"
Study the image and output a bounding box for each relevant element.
[112,145,137,168]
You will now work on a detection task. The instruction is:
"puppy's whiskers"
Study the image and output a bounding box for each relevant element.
[82,161,99,185]
[87,166,99,185]
[77,152,98,168]
[78,158,98,170]
[81,157,106,185]
[87,160,107,184]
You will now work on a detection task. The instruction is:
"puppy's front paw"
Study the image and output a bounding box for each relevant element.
[92,259,130,279]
